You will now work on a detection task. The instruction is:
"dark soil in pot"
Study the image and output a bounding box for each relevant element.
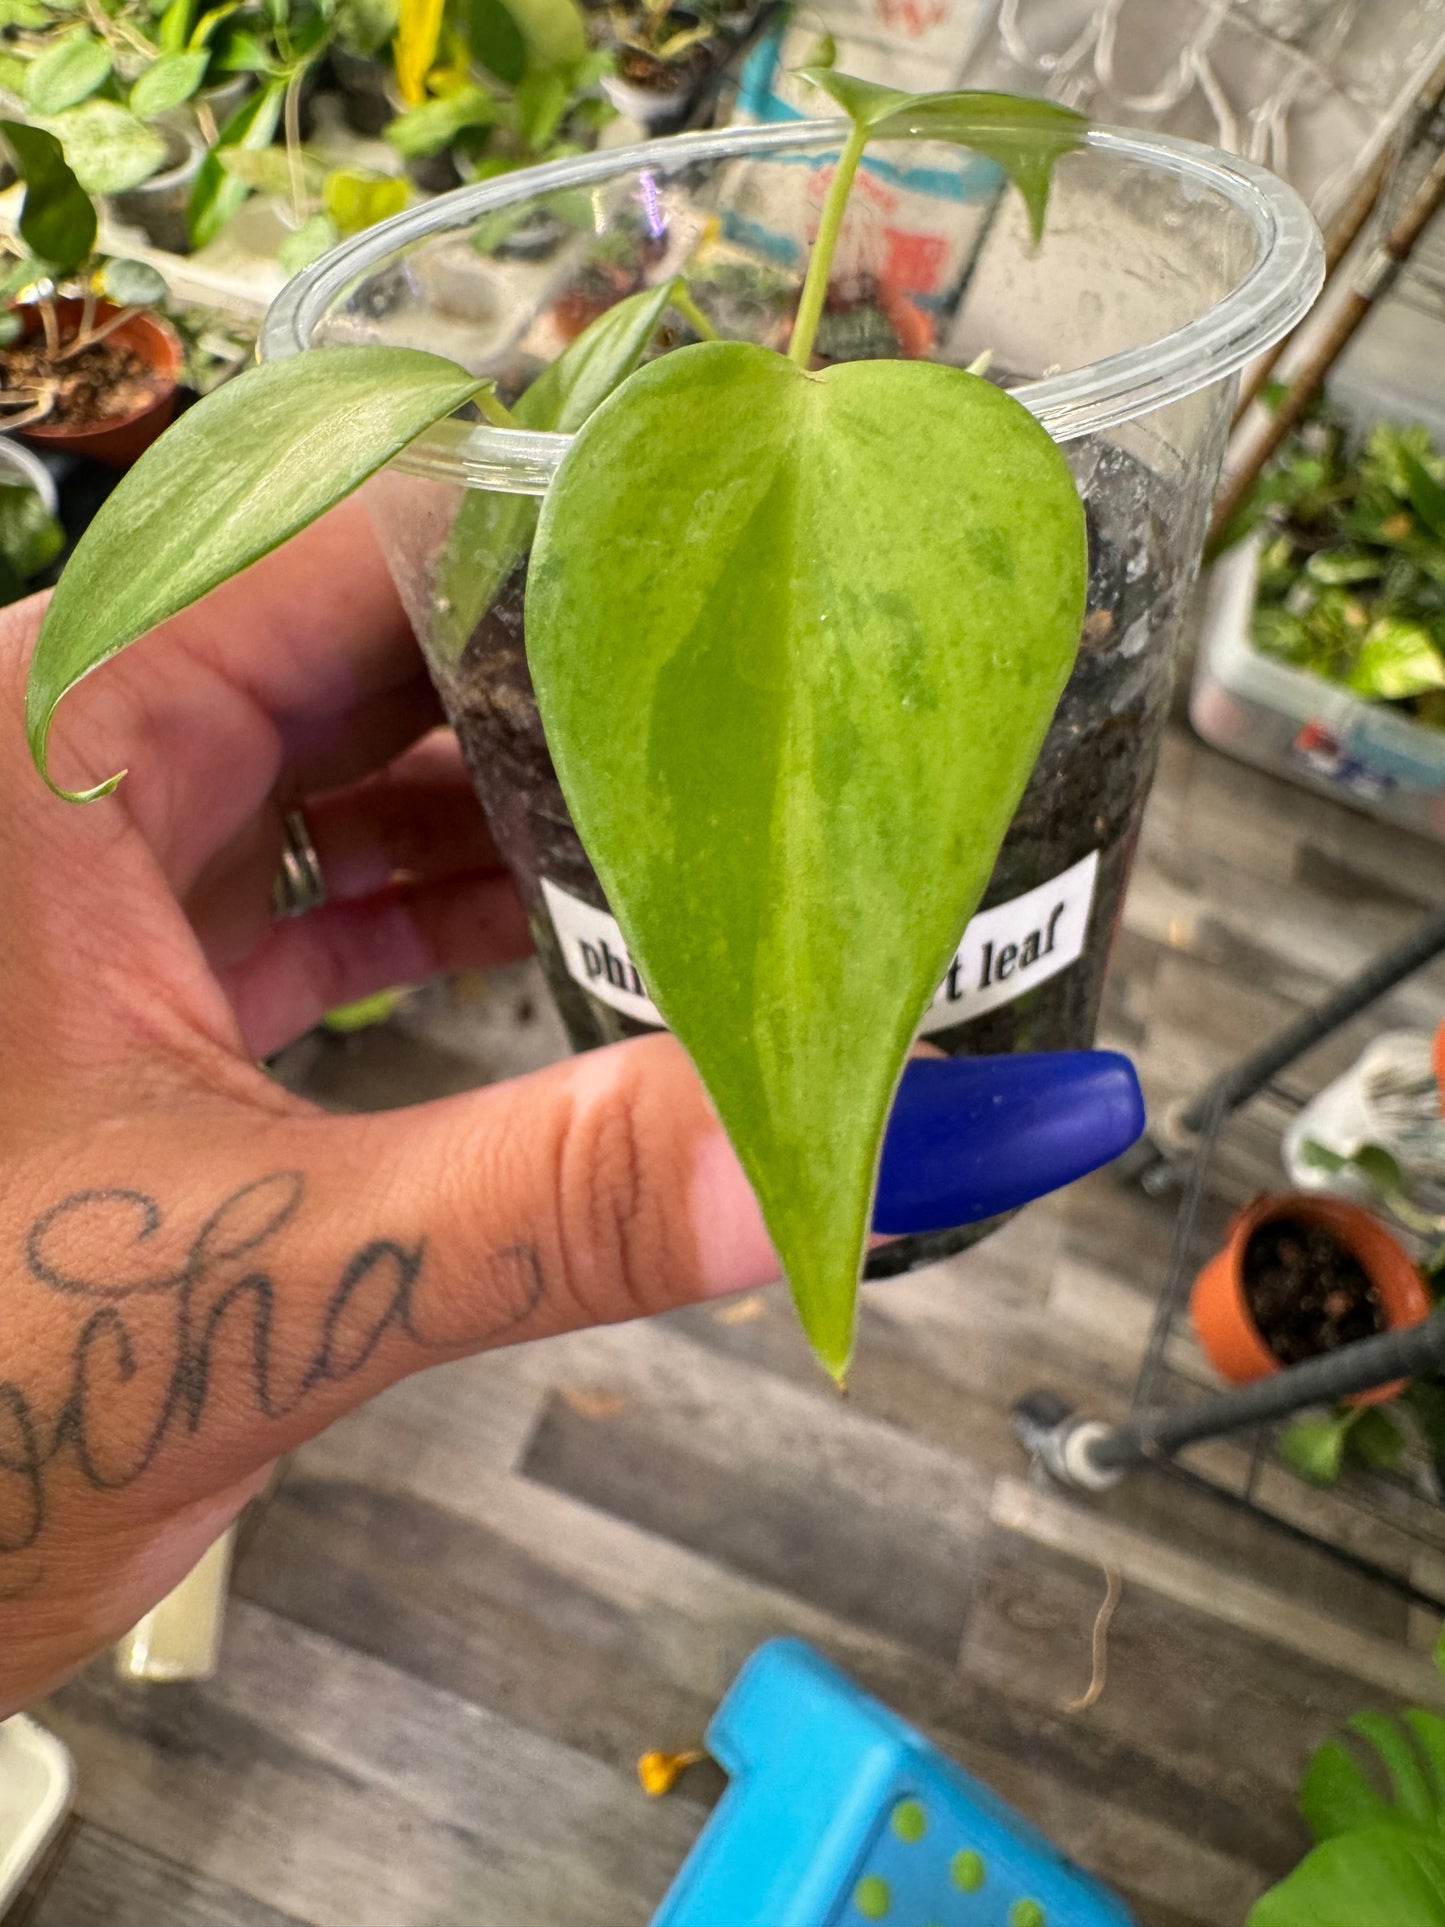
[616,37,713,93]
[2,335,167,427]
[440,437,1181,1278]
[1243,1217,1385,1364]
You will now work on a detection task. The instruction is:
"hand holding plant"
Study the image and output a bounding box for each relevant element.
[24,75,1092,1375]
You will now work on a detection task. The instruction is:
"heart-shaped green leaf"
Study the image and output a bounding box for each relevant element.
[27,346,485,800]
[97,255,168,306]
[22,29,113,114]
[130,48,209,118]
[797,68,1087,241]
[0,119,96,271]
[38,100,168,194]
[527,342,1086,1374]
[431,275,687,662]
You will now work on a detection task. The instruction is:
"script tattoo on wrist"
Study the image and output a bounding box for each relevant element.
[0,1172,543,1558]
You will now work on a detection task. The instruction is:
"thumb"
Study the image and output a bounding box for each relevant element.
[38,1034,780,1501]
[290,1029,780,1362]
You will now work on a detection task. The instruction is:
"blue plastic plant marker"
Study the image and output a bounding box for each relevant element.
[650,1640,1137,1927]
[874,1051,1145,1236]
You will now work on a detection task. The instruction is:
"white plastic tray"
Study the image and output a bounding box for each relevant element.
[0,1715,74,1914]
[1190,534,1445,839]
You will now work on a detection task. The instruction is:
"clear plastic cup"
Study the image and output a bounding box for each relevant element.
[261,120,1322,1269]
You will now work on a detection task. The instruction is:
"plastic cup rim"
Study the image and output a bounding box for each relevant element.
[259,116,1324,491]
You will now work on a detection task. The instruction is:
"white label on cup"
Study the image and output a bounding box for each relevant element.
[542,851,1098,1031]
[915,850,1098,1033]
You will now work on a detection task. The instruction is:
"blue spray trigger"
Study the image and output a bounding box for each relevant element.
[873,1050,1145,1235]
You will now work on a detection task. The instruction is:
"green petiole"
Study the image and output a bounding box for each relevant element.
[787,113,869,369]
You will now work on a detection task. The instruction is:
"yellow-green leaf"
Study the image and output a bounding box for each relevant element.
[526,343,1086,1374]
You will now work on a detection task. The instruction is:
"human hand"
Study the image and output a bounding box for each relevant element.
[0,500,779,1713]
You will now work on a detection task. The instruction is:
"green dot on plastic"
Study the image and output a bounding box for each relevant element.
[855,1873,891,1919]
[890,1798,927,1843]
[950,1849,985,1892]
[1010,1901,1046,1927]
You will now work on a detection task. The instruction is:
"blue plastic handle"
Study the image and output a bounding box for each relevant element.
[873,1050,1145,1235]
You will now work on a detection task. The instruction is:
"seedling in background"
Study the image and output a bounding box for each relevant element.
[24,75,1088,1378]
[0,120,169,429]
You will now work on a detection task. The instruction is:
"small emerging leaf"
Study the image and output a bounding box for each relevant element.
[794,65,908,127]
[432,276,686,661]
[796,70,1087,242]
[27,347,486,800]
[0,119,96,272]
[527,344,1086,1373]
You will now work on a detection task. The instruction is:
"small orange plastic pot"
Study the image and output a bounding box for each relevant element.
[15,299,182,467]
[1189,1192,1430,1404]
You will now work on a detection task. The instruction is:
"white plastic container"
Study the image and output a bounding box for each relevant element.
[1191,534,1445,837]
[0,1716,73,1910]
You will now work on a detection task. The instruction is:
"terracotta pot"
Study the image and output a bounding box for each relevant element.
[16,300,183,467]
[1190,1192,1430,1404]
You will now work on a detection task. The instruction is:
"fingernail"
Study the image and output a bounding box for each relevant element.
[874,1051,1145,1235]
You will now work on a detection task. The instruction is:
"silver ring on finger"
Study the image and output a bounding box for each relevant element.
[271,807,327,920]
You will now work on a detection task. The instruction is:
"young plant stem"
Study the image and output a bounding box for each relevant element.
[788,115,870,369]
[669,284,716,341]
[54,305,140,361]
[474,385,521,428]
[0,381,58,427]
[39,292,58,361]
[284,67,308,226]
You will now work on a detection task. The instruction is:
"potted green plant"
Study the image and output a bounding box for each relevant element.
[598,0,719,127]
[1189,1191,1431,1397]
[0,432,62,604]
[21,79,1322,1375]
[1194,406,1445,833]
[1246,1628,1445,1926]
[0,121,181,464]
[382,0,612,196]
[0,0,271,252]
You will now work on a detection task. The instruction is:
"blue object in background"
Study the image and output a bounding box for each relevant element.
[650,1640,1137,1927]
[875,1051,1146,1235]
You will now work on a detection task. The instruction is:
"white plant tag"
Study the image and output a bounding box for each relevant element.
[542,851,1098,1032]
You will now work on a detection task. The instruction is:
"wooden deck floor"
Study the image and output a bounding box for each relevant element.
[15,722,1445,1927]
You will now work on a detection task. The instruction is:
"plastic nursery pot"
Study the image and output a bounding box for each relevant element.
[107,128,206,257]
[16,299,183,467]
[260,121,1321,1275]
[1189,1192,1430,1404]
